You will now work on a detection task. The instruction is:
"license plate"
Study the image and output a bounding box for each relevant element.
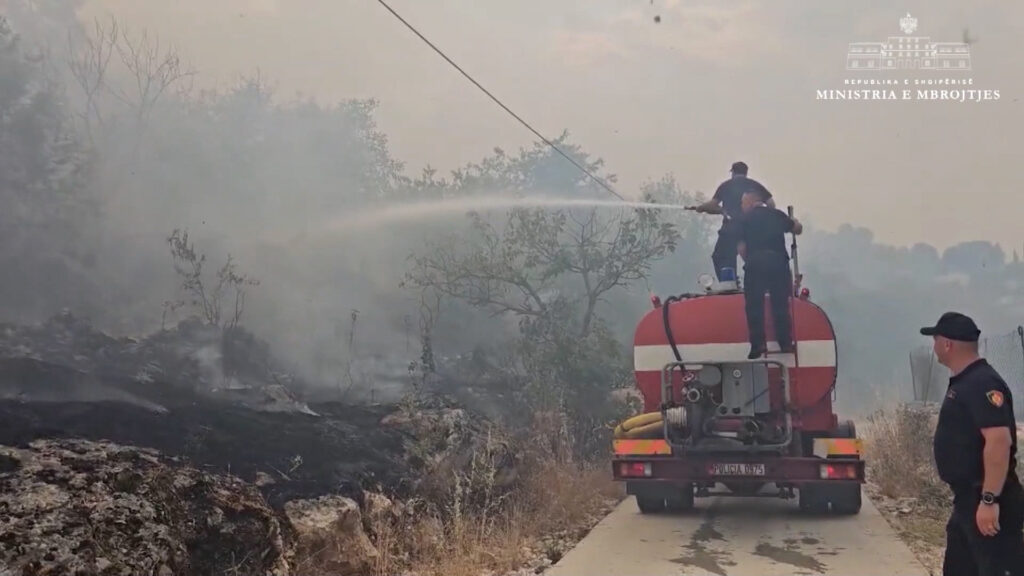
[710,463,766,476]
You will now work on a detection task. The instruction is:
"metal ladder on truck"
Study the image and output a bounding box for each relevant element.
[763,205,808,406]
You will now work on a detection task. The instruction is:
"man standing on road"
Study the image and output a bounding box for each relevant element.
[689,161,774,281]
[735,189,801,359]
[924,311,1024,576]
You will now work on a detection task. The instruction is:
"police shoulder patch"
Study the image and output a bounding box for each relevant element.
[986,390,1005,408]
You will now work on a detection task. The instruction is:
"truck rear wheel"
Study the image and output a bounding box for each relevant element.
[666,483,695,512]
[829,420,863,514]
[799,484,828,514]
[828,482,862,515]
[636,495,666,514]
[836,420,856,439]
[799,482,862,515]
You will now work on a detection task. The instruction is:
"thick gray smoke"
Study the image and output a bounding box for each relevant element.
[2,3,1022,413]
[0,4,510,398]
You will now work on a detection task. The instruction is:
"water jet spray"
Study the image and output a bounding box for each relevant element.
[264,194,696,246]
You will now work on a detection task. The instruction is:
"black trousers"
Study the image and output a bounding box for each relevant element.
[743,261,793,351]
[943,497,1024,576]
[711,228,738,281]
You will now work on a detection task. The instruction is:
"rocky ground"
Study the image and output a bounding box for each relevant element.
[0,312,616,575]
[1,439,291,575]
[866,482,946,576]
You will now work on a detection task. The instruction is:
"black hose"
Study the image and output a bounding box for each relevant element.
[661,295,684,362]
[659,292,706,362]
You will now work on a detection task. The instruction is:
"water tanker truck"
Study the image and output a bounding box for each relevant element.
[611,208,864,514]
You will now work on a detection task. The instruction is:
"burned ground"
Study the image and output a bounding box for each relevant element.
[0,306,609,576]
[0,390,411,507]
[0,313,532,575]
[0,313,504,508]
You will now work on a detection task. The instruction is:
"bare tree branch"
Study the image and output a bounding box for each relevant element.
[66,16,118,143]
[114,24,195,134]
[404,203,679,337]
[66,16,195,147]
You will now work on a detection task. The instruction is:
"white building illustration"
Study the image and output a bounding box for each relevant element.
[846,13,971,71]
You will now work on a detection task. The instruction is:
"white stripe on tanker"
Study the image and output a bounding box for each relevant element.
[633,340,837,371]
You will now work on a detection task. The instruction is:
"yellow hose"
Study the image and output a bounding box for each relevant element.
[620,412,662,430]
[613,411,664,439]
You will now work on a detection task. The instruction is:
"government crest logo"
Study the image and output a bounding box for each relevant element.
[845,12,970,73]
[815,11,1002,102]
[899,13,918,35]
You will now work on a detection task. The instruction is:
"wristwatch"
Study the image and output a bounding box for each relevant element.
[981,491,1001,505]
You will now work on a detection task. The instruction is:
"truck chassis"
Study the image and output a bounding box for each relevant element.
[613,449,864,514]
[612,358,865,515]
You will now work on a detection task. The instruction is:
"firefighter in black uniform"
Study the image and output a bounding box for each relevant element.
[734,189,801,359]
[689,161,774,281]
[923,311,1024,576]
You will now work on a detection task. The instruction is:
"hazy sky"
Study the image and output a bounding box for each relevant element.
[79,0,1024,253]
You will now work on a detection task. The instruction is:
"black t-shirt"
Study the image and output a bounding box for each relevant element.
[735,205,793,268]
[933,358,1020,502]
[713,176,772,224]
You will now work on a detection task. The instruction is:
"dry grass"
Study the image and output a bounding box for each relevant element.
[863,404,949,508]
[368,418,625,576]
[861,404,950,574]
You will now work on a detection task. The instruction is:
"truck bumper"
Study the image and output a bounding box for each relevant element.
[611,438,866,486]
[612,455,865,486]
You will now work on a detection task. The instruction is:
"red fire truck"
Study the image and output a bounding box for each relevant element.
[611,213,864,514]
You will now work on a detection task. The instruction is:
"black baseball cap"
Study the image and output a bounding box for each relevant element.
[730,161,748,174]
[920,312,981,342]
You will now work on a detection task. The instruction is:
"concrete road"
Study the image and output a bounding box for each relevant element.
[547,489,930,576]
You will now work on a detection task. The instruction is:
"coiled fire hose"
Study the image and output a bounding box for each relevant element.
[613,407,687,439]
[613,412,663,439]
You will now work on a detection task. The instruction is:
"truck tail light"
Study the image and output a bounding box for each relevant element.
[820,463,858,480]
[619,462,653,477]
